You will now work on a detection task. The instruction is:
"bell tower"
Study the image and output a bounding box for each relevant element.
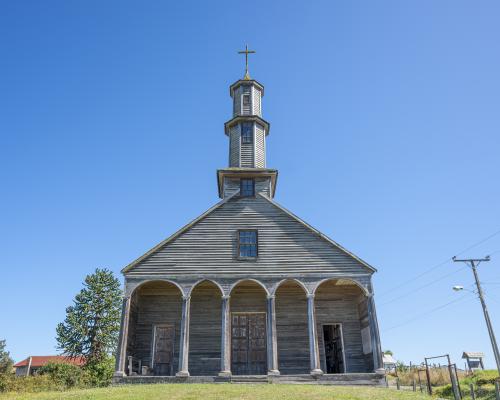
[217,46,278,199]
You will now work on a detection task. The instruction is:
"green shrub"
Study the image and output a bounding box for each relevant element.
[433,383,469,399]
[472,369,499,386]
[434,370,500,399]
[0,373,62,393]
[0,357,115,393]
[38,361,87,388]
[83,357,115,387]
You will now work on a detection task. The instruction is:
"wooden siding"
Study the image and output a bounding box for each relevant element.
[255,177,271,197]
[275,282,309,374]
[252,86,262,116]
[241,85,252,115]
[240,123,254,167]
[223,178,241,198]
[188,282,222,376]
[315,282,368,373]
[232,86,241,117]
[230,281,267,312]
[126,195,372,277]
[357,296,374,371]
[124,280,372,375]
[127,281,182,374]
[229,125,240,167]
[232,83,261,117]
[255,123,265,168]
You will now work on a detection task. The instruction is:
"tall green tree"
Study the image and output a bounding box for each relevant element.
[0,339,13,374]
[56,268,122,365]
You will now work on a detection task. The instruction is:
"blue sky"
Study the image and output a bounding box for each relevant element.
[1,1,500,368]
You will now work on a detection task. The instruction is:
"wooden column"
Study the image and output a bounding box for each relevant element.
[367,294,384,372]
[219,295,232,377]
[307,293,323,375]
[266,295,280,375]
[114,296,131,377]
[176,295,191,377]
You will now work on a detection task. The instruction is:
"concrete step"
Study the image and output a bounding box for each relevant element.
[230,375,269,384]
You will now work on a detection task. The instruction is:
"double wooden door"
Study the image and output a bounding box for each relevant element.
[152,325,175,376]
[231,313,267,375]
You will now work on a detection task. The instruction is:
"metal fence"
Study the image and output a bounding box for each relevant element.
[386,354,500,400]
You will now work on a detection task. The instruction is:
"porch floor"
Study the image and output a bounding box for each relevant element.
[113,373,386,386]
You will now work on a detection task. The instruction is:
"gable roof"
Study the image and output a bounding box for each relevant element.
[462,352,485,359]
[122,193,376,274]
[14,356,85,368]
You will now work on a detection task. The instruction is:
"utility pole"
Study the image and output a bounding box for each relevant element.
[453,256,500,376]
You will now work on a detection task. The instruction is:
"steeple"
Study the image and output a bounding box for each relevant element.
[217,48,278,199]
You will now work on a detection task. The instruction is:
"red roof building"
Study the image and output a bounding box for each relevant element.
[14,356,85,376]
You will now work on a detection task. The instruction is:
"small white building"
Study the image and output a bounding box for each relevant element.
[462,352,485,372]
[383,354,397,371]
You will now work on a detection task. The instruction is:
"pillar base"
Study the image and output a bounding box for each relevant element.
[113,371,126,378]
[267,369,280,376]
[310,369,324,376]
[176,371,190,377]
[375,368,386,374]
[218,370,232,377]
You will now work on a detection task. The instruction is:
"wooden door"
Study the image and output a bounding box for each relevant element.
[231,313,267,375]
[152,325,174,376]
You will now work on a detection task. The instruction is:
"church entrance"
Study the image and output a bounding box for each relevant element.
[231,313,267,375]
[152,325,175,376]
[322,324,345,373]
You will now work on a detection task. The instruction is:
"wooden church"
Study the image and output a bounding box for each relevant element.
[114,49,385,385]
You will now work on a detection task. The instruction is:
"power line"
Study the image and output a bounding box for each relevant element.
[378,258,452,298]
[484,293,500,305]
[379,265,468,307]
[383,294,472,332]
[378,228,500,298]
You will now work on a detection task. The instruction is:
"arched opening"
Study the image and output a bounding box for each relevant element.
[188,280,222,376]
[229,280,267,375]
[275,280,309,374]
[315,279,371,373]
[127,280,182,376]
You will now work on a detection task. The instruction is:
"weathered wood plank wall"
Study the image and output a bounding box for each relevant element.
[255,123,265,168]
[126,196,373,277]
[188,282,222,376]
[127,282,182,375]
[252,86,262,116]
[230,281,267,313]
[315,282,367,373]
[275,282,310,374]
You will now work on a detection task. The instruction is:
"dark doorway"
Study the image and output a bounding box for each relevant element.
[231,313,267,375]
[323,324,345,373]
[152,325,175,376]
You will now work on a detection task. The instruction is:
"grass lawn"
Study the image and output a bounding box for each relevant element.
[0,383,432,400]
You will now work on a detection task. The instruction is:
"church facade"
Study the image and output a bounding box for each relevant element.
[114,59,384,384]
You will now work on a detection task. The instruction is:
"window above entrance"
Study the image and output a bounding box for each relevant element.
[238,230,258,259]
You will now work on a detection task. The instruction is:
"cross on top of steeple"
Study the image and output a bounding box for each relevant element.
[238,45,256,80]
